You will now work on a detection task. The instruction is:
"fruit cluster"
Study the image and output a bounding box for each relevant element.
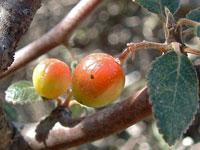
[32,53,125,108]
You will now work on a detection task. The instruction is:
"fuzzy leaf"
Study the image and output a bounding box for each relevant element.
[5,81,44,104]
[186,8,200,38]
[147,51,198,145]
[133,0,180,16]
[186,8,200,23]
[70,103,86,118]
[3,102,18,121]
[195,25,200,38]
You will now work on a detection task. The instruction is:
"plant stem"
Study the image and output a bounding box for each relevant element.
[56,97,62,106]
[177,18,199,28]
[183,47,200,56]
[117,48,131,66]
[62,89,73,107]
[63,43,76,61]
[127,41,169,53]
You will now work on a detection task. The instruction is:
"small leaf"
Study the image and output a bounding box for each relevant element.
[5,81,43,104]
[3,102,18,121]
[186,8,200,38]
[147,51,199,145]
[133,0,180,16]
[186,8,200,23]
[195,25,200,38]
[70,103,86,118]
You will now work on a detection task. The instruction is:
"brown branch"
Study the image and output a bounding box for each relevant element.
[177,18,199,28]
[127,41,200,56]
[0,0,104,80]
[0,0,41,72]
[0,0,41,149]
[127,41,170,53]
[183,47,200,56]
[19,87,152,150]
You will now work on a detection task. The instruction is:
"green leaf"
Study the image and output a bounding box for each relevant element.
[3,101,18,121]
[5,81,44,104]
[186,8,200,38]
[186,8,200,23]
[147,51,198,145]
[195,25,200,38]
[133,0,180,16]
[70,103,86,118]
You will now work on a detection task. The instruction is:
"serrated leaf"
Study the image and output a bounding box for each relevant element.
[133,0,180,16]
[186,8,200,23]
[5,81,44,104]
[147,51,198,145]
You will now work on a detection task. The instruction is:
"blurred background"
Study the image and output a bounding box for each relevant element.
[1,0,200,149]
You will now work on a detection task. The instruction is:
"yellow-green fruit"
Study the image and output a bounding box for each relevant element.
[32,58,71,99]
[72,53,125,108]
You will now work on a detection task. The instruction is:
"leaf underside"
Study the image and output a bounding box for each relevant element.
[133,0,180,16]
[5,81,43,104]
[147,51,199,145]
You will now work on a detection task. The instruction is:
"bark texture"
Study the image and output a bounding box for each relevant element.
[0,0,41,72]
[0,0,41,149]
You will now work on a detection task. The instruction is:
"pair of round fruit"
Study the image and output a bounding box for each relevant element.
[32,53,125,108]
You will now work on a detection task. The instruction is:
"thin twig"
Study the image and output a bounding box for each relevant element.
[63,43,76,62]
[127,41,169,53]
[117,48,131,65]
[176,18,199,43]
[56,97,62,107]
[177,18,199,28]
[183,47,200,56]
[62,89,73,107]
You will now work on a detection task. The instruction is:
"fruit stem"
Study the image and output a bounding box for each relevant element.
[118,41,171,65]
[183,47,200,56]
[63,43,76,61]
[56,97,63,106]
[62,89,73,107]
[127,41,169,53]
[117,48,131,66]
